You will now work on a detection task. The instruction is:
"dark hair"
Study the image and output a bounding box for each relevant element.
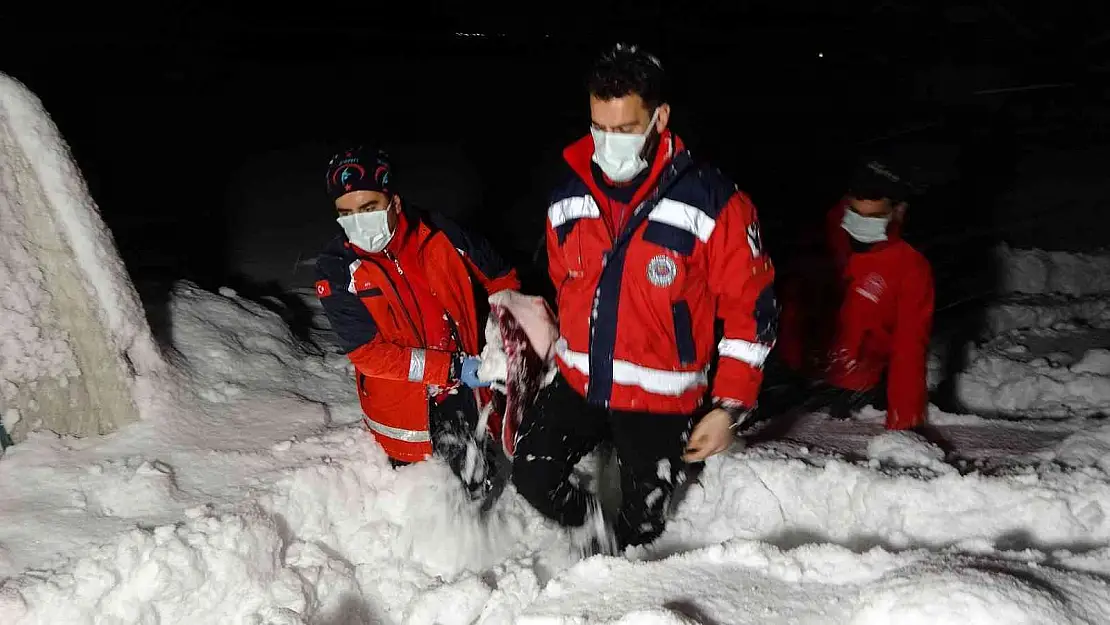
[587,43,666,110]
[849,160,911,204]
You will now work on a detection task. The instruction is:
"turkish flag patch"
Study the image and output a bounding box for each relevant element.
[315,280,332,298]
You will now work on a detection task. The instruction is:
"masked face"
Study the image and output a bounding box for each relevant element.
[841,203,892,244]
[335,191,397,253]
[589,94,667,183]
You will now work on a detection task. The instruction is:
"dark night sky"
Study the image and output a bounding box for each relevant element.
[2,4,1108,312]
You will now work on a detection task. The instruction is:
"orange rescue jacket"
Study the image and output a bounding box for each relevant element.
[315,204,519,461]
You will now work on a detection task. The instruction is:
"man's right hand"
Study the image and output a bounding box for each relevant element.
[682,407,736,462]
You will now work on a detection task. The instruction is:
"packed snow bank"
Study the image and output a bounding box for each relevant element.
[957,311,1110,417]
[996,244,1110,297]
[982,296,1110,336]
[7,281,1110,623]
[653,441,1110,558]
[517,540,1110,625]
[0,73,163,442]
[1051,424,1110,473]
[944,246,1110,417]
[958,347,1110,418]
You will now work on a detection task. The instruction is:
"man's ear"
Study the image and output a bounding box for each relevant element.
[893,202,908,221]
[654,103,671,133]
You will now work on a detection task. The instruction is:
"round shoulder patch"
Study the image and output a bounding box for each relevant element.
[647,254,678,287]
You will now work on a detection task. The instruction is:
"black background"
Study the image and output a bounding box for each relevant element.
[2,3,1108,315]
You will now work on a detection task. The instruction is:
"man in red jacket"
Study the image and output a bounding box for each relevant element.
[314,146,520,498]
[772,160,934,430]
[511,44,778,552]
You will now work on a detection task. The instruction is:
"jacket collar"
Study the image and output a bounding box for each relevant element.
[563,129,689,211]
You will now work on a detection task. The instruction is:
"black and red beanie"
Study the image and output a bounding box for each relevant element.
[325,146,392,200]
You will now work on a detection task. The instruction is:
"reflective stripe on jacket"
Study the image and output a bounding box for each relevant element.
[546,131,777,414]
[316,204,519,461]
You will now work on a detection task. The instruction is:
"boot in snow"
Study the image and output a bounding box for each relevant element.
[574,497,619,558]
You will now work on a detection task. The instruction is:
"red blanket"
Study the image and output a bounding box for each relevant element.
[481,291,558,457]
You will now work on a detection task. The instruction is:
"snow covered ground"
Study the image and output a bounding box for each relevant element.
[954,245,1110,418]
[4,276,1110,624]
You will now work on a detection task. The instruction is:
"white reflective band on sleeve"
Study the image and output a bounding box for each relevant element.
[555,338,708,397]
[347,259,362,294]
[718,338,771,368]
[548,195,601,228]
[363,417,431,443]
[407,348,427,382]
[648,198,717,243]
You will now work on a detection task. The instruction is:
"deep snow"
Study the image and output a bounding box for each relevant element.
[5,280,1110,623]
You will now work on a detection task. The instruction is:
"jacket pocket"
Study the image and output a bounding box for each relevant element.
[672,300,696,366]
[356,372,369,398]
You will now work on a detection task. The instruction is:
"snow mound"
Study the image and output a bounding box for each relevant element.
[0,73,163,442]
[954,290,1110,417]
[0,507,339,625]
[1051,424,1110,472]
[656,446,1110,557]
[866,430,950,473]
[956,246,1110,418]
[850,558,1106,625]
[983,296,1110,335]
[958,342,1110,418]
[167,282,353,409]
[517,540,1110,624]
[997,244,1110,297]
[1071,349,1110,375]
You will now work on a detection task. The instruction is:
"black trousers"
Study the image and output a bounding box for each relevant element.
[392,390,502,500]
[511,374,694,549]
[755,356,886,422]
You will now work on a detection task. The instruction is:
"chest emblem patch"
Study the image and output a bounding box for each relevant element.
[647,254,678,287]
[855,272,887,303]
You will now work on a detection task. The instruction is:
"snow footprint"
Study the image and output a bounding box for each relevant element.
[84,458,182,517]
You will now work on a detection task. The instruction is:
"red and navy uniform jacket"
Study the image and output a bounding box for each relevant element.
[777,199,934,429]
[546,130,778,414]
[315,203,520,462]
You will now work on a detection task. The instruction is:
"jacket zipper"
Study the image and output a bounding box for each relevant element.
[364,256,426,347]
[587,162,684,406]
[384,249,433,349]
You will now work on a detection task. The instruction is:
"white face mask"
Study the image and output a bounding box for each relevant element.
[590,108,660,183]
[337,206,395,253]
[841,207,891,244]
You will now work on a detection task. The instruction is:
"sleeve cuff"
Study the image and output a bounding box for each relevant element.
[486,271,521,295]
[423,350,454,386]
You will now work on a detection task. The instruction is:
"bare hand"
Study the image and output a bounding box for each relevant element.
[682,408,735,462]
